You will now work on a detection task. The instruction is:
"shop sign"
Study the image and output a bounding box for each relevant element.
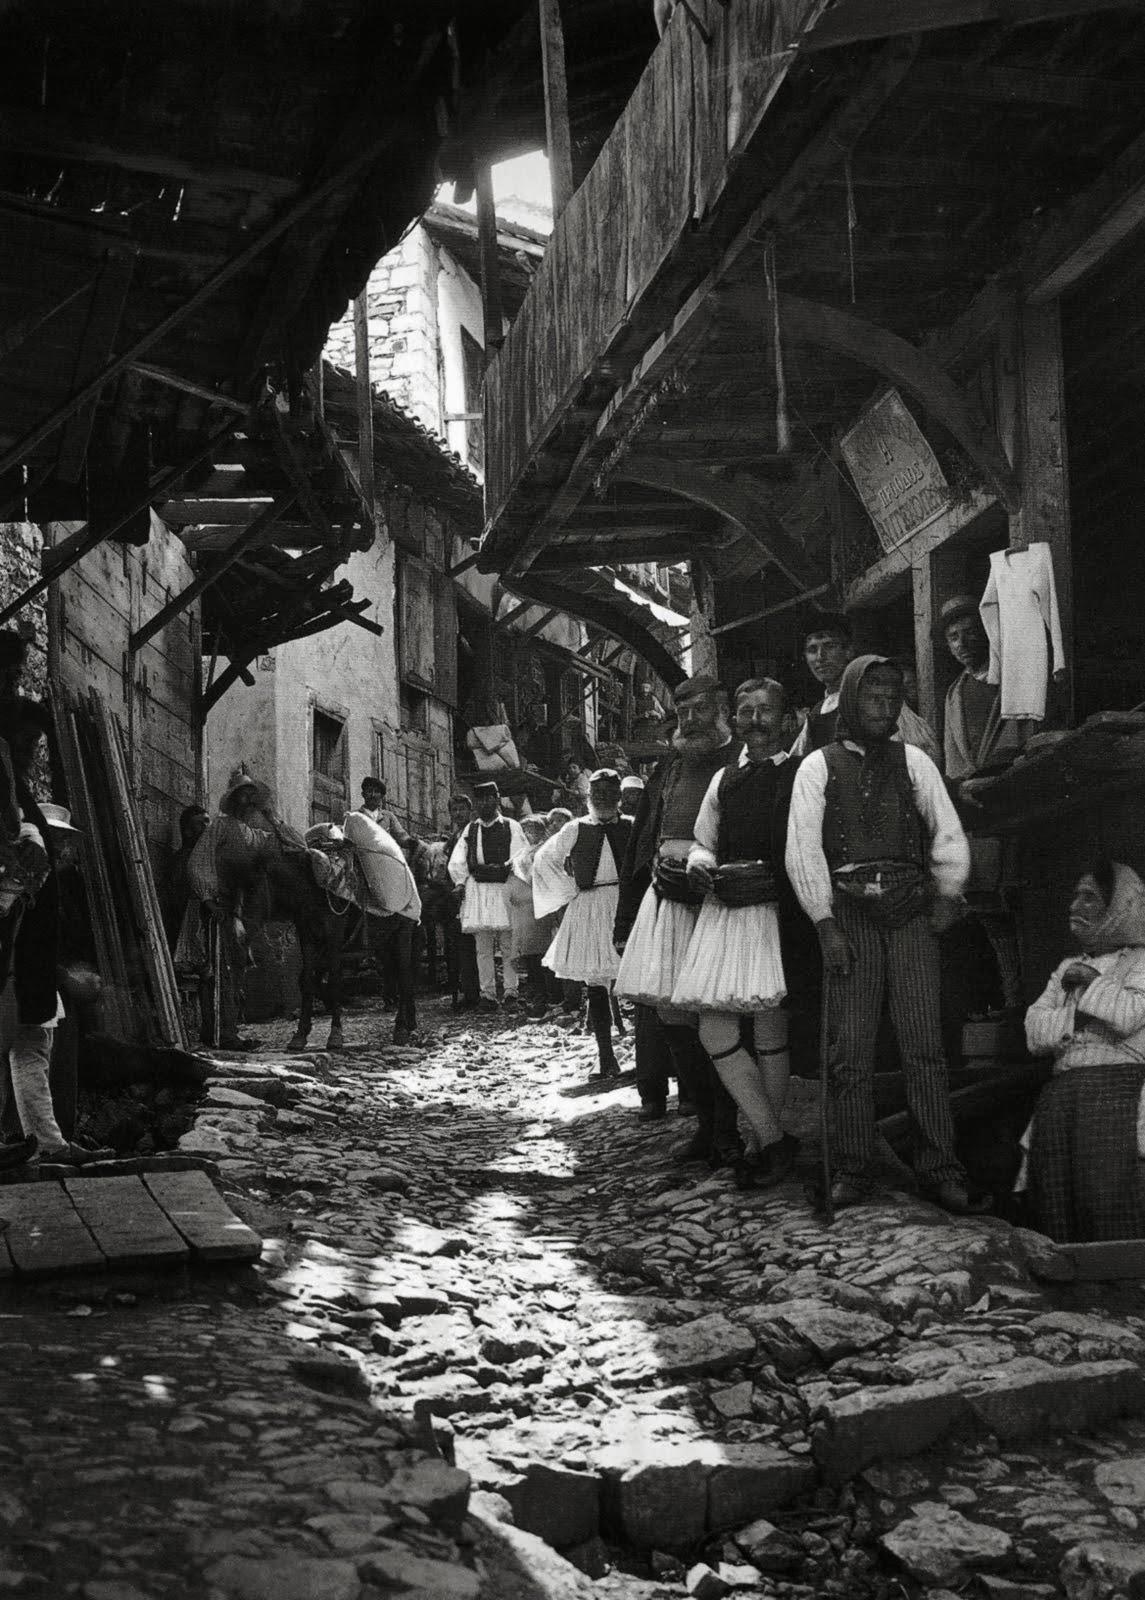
[840,389,951,553]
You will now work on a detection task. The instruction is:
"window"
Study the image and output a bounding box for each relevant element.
[403,743,437,829]
[461,327,485,470]
[400,684,429,736]
[310,707,348,826]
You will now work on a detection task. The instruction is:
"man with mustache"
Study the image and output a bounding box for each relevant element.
[786,655,982,1214]
[614,674,742,1161]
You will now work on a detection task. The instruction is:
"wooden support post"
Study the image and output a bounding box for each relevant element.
[1015,300,1073,723]
[911,552,938,734]
[538,0,574,216]
[518,606,561,642]
[475,163,505,359]
[689,559,718,679]
[353,291,376,517]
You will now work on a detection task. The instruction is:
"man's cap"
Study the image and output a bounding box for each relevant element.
[937,593,980,634]
[473,779,500,797]
[620,775,645,791]
[672,673,723,707]
[361,775,386,793]
[800,609,852,647]
[220,771,269,814]
[588,767,621,785]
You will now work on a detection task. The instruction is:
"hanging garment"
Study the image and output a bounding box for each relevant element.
[979,543,1065,721]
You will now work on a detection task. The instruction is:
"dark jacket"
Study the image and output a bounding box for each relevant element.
[0,783,59,1025]
[613,739,743,943]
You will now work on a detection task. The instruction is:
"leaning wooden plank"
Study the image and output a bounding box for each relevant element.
[1,1182,106,1275]
[143,1170,262,1263]
[64,1175,188,1269]
[1063,1240,1145,1281]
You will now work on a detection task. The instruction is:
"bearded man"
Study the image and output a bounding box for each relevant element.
[614,674,742,1162]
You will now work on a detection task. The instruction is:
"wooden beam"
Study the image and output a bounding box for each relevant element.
[0,273,97,363]
[804,0,1132,51]
[504,574,685,688]
[353,292,376,516]
[495,598,535,629]
[1025,124,1145,303]
[907,59,1143,111]
[711,582,831,636]
[517,606,561,641]
[56,246,136,482]
[475,163,505,359]
[539,0,574,216]
[689,559,718,678]
[615,455,818,590]
[724,291,1021,512]
[449,549,482,577]
[132,362,248,413]
[911,552,938,732]
[0,106,300,197]
[845,488,998,609]
[532,535,701,569]
[161,499,277,527]
[0,136,402,483]
[130,495,298,653]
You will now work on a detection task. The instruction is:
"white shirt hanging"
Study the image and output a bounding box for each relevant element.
[979,542,1065,721]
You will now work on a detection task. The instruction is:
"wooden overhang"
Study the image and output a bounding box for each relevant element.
[477,0,1145,627]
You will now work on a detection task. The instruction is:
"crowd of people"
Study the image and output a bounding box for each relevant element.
[3,603,1145,1245]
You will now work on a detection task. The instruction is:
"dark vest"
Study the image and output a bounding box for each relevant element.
[822,742,924,871]
[466,818,511,882]
[567,816,631,890]
[715,759,791,866]
[805,701,840,751]
[660,740,739,841]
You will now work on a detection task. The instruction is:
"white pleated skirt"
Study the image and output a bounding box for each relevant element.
[461,880,511,933]
[671,897,787,1012]
[614,884,699,1005]
[543,884,620,987]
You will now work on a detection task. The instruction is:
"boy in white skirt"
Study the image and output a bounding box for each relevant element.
[532,770,631,1080]
[448,780,527,1011]
[675,678,804,1189]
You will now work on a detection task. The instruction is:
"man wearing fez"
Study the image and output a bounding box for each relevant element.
[614,673,742,1160]
[786,655,982,1214]
[448,779,527,1011]
[791,611,940,764]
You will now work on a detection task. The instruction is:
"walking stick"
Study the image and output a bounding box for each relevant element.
[819,984,835,1227]
[212,917,222,1049]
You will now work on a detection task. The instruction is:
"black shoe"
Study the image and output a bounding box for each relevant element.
[638,1102,667,1122]
[475,997,499,1014]
[709,1144,740,1172]
[217,1034,261,1052]
[0,1135,36,1171]
[924,1179,994,1216]
[757,1133,799,1188]
[829,1175,871,1211]
[673,1133,712,1164]
[676,1098,698,1119]
[734,1153,768,1190]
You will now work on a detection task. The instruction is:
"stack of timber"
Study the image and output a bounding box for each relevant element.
[53,692,186,1051]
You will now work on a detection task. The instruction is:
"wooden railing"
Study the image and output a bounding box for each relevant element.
[482,0,828,528]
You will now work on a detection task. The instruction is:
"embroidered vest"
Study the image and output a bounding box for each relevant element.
[821,742,924,871]
[715,760,791,866]
[567,816,631,890]
[466,818,511,882]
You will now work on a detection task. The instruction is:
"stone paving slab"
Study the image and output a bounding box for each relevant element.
[144,1169,263,1262]
[2,1178,106,1274]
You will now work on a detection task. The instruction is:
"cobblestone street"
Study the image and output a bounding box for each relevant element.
[7,1000,1145,1599]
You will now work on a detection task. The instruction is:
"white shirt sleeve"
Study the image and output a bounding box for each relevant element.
[980,560,1001,687]
[904,745,970,898]
[1025,961,1075,1058]
[687,768,724,874]
[447,824,471,887]
[788,720,810,759]
[1035,542,1066,675]
[531,821,580,918]
[785,750,833,924]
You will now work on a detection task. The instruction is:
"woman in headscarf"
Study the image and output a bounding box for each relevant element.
[1024,861,1145,1242]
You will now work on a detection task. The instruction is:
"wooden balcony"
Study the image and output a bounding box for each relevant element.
[481,0,830,543]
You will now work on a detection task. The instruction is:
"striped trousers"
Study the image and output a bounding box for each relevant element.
[824,896,964,1187]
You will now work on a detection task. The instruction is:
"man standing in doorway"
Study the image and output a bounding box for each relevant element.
[448,780,526,1011]
[791,612,940,763]
[614,674,742,1161]
[786,655,982,1214]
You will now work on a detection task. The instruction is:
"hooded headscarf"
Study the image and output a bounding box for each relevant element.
[1073,862,1145,955]
[836,653,902,745]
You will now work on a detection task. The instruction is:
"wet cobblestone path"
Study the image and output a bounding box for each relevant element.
[6,996,1145,1598]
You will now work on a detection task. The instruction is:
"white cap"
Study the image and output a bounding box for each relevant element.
[620,775,645,791]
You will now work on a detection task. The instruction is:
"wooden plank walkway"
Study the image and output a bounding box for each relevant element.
[143,1170,261,1262]
[0,1172,261,1277]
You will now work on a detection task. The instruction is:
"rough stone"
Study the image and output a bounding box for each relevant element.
[494,1460,600,1550]
[357,1549,480,1597]
[813,1380,969,1482]
[685,1562,732,1599]
[204,1555,360,1600]
[383,1459,471,1533]
[963,1360,1145,1442]
[1059,1540,1145,1600]
[734,1517,804,1574]
[881,1502,1014,1586]
[707,1445,816,1532]
[654,1314,756,1378]
[1095,1458,1145,1508]
[747,1299,893,1365]
[469,1512,597,1599]
[598,1441,716,1549]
